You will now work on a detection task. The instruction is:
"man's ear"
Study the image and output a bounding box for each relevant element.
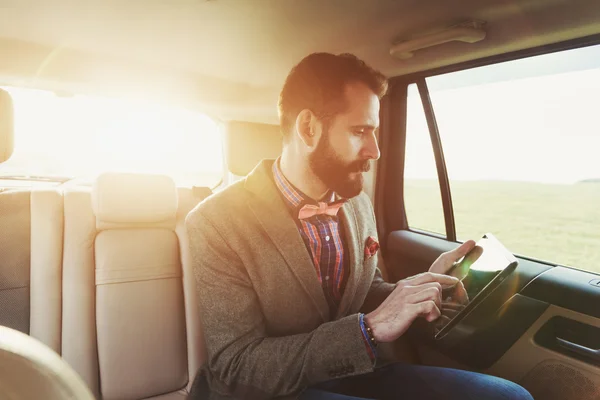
[295,109,321,149]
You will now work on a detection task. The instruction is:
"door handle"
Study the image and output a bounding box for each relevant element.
[556,337,600,361]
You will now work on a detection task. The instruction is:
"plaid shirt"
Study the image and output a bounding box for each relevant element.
[272,160,376,360]
[272,160,349,314]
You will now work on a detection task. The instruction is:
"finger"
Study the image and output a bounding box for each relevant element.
[415,300,441,323]
[400,282,442,295]
[395,275,436,291]
[394,283,441,309]
[451,281,469,305]
[406,286,442,308]
[442,281,469,304]
[444,240,476,263]
[406,272,459,288]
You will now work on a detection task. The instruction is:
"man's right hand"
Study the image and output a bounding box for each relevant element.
[364,272,460,343]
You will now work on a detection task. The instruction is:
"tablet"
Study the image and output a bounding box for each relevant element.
[434,233,518,339]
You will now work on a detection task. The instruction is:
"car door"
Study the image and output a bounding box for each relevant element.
[375,37,600,400]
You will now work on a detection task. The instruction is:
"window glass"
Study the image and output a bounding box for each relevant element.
[0,86,223,187]
[426,44,600,273]
[404,84,445,236]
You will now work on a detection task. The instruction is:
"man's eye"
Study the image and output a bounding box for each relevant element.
[353,129,365,135]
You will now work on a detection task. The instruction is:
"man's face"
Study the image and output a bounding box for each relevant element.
[309,82,381,199]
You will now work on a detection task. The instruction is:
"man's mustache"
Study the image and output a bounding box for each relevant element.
[348,160,371,173]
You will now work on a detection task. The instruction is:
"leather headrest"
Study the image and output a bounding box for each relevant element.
[0,89,14,163]
[92,172,178,226]
[225,121,282,176]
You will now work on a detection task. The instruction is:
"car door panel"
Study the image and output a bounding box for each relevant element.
[488,305,600,400]
[384,230,600,399]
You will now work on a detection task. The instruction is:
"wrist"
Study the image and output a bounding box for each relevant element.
[359,314,377,362]
[363,313,382,344]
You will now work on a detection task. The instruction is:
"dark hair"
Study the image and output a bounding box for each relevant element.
[278,53,388,139]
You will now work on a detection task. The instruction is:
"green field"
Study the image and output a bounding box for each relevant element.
[404,180,600,275]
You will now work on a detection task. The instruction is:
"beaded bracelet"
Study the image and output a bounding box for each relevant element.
[361,314,378,348]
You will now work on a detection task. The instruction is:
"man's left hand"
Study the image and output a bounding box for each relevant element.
[428,240,476,275]
[428,240,476,307]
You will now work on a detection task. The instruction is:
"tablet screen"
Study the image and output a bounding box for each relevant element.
[434,233,518,338]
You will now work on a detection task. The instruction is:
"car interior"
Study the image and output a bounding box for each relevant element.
[0,1,599,399]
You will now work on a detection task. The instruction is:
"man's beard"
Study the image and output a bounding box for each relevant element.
[308,134,370,199]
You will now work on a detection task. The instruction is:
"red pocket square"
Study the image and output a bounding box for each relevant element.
[365,236,380,258]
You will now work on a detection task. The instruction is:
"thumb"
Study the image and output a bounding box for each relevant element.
[448,240,476,261]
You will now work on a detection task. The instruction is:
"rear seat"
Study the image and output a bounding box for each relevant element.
[0,188,63,355]
[0,172,208,399]
[61,173,206,399]
[0,189,33,334]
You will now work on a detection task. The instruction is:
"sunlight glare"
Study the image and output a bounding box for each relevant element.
[0,86,223,187]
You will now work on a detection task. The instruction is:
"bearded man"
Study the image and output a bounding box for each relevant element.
[186,53,532,400]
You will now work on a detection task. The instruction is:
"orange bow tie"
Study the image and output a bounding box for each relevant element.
[298,201,345,220]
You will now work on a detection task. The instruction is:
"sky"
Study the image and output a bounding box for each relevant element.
[405,44,600,184]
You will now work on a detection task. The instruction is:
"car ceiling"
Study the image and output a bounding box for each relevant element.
[0,0,599,123]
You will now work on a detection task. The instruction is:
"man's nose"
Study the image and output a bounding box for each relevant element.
[362,132,381,160]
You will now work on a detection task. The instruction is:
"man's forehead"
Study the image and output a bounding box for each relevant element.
[344,81,379,104]
[341,89,380,126]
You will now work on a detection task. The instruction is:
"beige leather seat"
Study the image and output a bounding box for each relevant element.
[0,325,94,400]
[0,188,63,356]
[61,173,206,399]
[0,189,36,334]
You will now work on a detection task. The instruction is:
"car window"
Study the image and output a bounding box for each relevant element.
[406,44,600,273]
[404,84,445,236]
[0,86,223,187]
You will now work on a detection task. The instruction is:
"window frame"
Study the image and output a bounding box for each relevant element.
[375,32,600,255]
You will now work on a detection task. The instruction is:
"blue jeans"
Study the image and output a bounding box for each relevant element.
[300,363,533,400]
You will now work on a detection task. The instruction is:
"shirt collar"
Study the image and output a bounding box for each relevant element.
[272,158,336,215]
